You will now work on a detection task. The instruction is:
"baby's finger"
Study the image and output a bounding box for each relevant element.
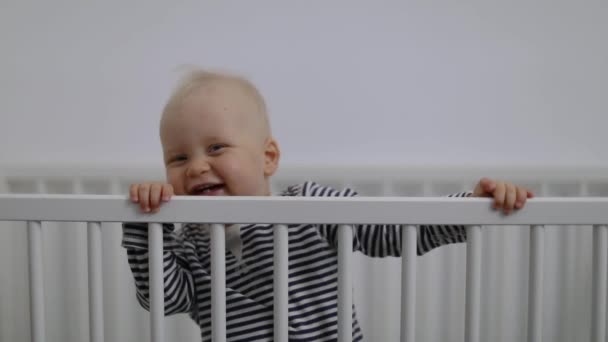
[161,184,174,201]
[481,178,496,194]
[138,184,151,212]
[129,184,140,203]
[493,181,506,209]
[150,183,162,211]
[515,187,528,209]
[504,183,516,214]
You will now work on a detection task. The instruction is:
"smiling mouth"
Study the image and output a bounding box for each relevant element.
[189,184,226,195]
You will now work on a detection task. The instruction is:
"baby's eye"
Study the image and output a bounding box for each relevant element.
[208,144,226,154]
[170,155,188,163]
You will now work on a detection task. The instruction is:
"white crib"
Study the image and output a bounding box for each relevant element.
[1,165,608,342]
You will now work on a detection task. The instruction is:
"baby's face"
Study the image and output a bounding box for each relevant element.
[160,82,279,196]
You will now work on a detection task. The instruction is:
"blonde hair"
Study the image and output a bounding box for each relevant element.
[161,67,271,136]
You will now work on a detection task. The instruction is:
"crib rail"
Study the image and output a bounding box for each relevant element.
[1,194,608,342]
[2,194,608,224]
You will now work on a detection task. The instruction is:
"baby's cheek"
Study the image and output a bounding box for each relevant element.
[225,158,264,193]
[165,173,184,194]
[169,183,184,195]
[227,161,253,183]
[173,187,187,196]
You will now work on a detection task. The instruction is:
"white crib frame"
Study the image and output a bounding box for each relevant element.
[2,164,608,342]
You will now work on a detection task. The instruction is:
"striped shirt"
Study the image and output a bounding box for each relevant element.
[122,181,470,341]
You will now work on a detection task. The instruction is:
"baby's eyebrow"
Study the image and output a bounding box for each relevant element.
[204,136,223,143]
[163,145,184,153]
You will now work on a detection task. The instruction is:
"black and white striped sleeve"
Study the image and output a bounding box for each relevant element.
[299,181,469,257]
[122,222,195,315]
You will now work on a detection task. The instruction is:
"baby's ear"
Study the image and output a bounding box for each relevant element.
[263,137,280,176]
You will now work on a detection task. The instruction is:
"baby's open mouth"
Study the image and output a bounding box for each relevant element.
[189,184,226,196]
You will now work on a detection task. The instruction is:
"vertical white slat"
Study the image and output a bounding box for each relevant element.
[87,221,104,342]
[74,180,105,342]
[28,220,46,342]
[338,224,353,342]
[528,225,544,342]
[28,179,47,342]
[465,225,482,342]
[0,176,11,342]
[462,183,482,341]
[108,180,145,342]
[579,181,589,197]
[592,225,608,342]
[210,223,226,342]
[416,180,437,340]
[381,181,394,196]
[400,225,417,342]
[149,223,165,342]
[274,224,289,341]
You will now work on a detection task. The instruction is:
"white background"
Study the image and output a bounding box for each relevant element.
[1,1,607,168]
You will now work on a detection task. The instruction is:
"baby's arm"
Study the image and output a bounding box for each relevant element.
[122,222,195,315]
[298,181,468,257]
[122,182,194,315]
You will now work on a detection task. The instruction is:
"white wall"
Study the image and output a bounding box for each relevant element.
[1,1,607,167]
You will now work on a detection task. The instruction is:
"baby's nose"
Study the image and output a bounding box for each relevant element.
[187,158,211,176]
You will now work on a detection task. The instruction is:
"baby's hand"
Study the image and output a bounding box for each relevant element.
[472,177,534,215]
[129,182,174,213]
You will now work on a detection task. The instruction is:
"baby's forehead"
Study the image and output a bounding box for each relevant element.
[160,72,270,141]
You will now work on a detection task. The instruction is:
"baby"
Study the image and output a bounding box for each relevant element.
[122,69,533,341]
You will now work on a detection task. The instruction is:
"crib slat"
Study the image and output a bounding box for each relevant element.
[400,225,417,342]
[592,225,608,342]
[274,224,289,341]
[87,222,104,342]
[465,225,482,342]
[211,223,226,342]
[338,225,353,342]
[28,220,46,342]
[149,223,165,342]
[528,225,544,342]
